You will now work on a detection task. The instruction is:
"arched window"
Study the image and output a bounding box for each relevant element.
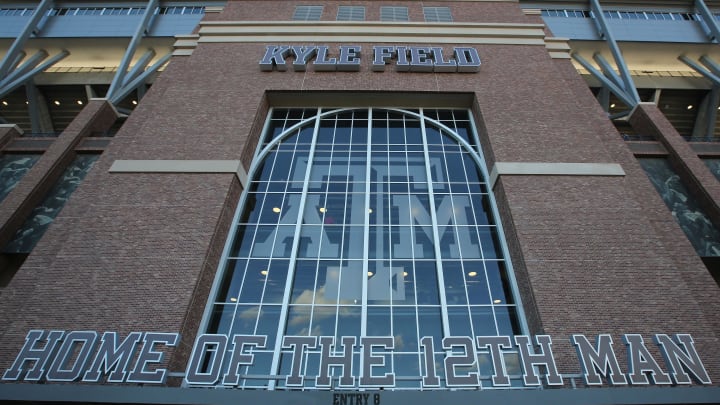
[200,108,525,389]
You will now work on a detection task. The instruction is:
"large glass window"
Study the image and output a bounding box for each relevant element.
[202,108,524,390]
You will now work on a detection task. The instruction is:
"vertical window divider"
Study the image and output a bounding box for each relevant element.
[419,108,451,339]
[268,108,323,389]
[361,108,372,338]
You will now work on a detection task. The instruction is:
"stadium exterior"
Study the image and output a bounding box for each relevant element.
[0,0,719,404]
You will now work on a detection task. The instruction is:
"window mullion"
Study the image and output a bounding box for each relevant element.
[361,108,373,337]
[419,109,452,339]
[268,108,323,389]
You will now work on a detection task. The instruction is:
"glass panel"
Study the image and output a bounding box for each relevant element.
[0,154,40,203]
[3,154,99,253]
[206,108,522,390]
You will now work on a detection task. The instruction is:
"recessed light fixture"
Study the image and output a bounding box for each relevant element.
[1,101,7,106]
[468,271,478,277]
[403,271,408,277]
[319,207,326,213]
[272,207,281,213]
[493,299,502,304]
[687,105,694,110]
[610,103,616,108]
[368,208,373,214]
[53,100,61,105]
[367,271,374,277]
[260,270,268,276]
[25,101,29,105]
[77,100,83,105]
[230,297,237,302]
[132,100,138,105]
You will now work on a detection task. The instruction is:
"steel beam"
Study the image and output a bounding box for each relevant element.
[588,0,641,106]
[572,53,637,109]
[695,0,720,43]
[593,53,624,90]
[122,49,156,88]
[679,55,720,87]
[106,0,159,101]
[0,50,69,98]
[2,50,48,86]
[109,53,171,105]
[0,0,54,78]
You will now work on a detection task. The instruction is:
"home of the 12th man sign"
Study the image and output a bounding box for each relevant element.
[259,45,482,72]
[2,331,712,389]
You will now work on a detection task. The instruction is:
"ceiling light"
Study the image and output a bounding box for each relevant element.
[687,105,694,110]
[368,208,373,214]
[1,101,7,106]
[403,271,408,277]
[230,297,237,302]
[53,100,60,105]
[132,100,138,105]
[367,271,374,277]
[467,271,478,277]
[77,100,83,105]
[272,207,281,213]
[493,299,502,304]
[260,270,268,276]
[25,101,29,105]
[610,103,616,108]
[319,207,326,213]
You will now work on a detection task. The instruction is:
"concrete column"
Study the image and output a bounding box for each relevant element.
[0,99,119,248]
[629,102,720,226]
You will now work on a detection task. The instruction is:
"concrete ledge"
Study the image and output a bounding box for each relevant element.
[109,160,248,187]
[490,162,625,188]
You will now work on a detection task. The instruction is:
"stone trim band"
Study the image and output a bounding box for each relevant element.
[489,162,626,188]
[109,160,248,187]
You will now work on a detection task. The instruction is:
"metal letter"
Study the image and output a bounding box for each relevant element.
[431,47,457,73]
[2,330,64,381]
[338,46,361,71]
[360,337,394,387]
[317,336,355,387]
[46,331,98,382]
[372,46,395,71]
[395,47,410,72]
[420,336,440,387]
[291,46,318,72]
[126,332,179,384]
[409,47,434,72]
[184,334,228,385]
[654,334,712,385]
[454,48,481,72]
[623,334,672,385]
[259,45,292,71]
[515,335,563,386]
[283,336,317,386]
[443,336,479,387]
[477,336,512,387]
[223,335,267,385]
[83,332,143,382]
[314,46,338,72]
[571,334,628,385]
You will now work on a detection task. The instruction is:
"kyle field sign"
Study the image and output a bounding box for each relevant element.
[259,45,482,72]
[1,331,713,389]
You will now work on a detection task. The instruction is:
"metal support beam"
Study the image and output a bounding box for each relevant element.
[106,0,159,102]
[679,55,720,87]
[593,53,624,90]
[695,0,720,43]
[0,50,69,99]
[122,49,156,88]
[573,53,637,109]
[0,0,53,78]
[588,0,641,106]
[109,52,171,105]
